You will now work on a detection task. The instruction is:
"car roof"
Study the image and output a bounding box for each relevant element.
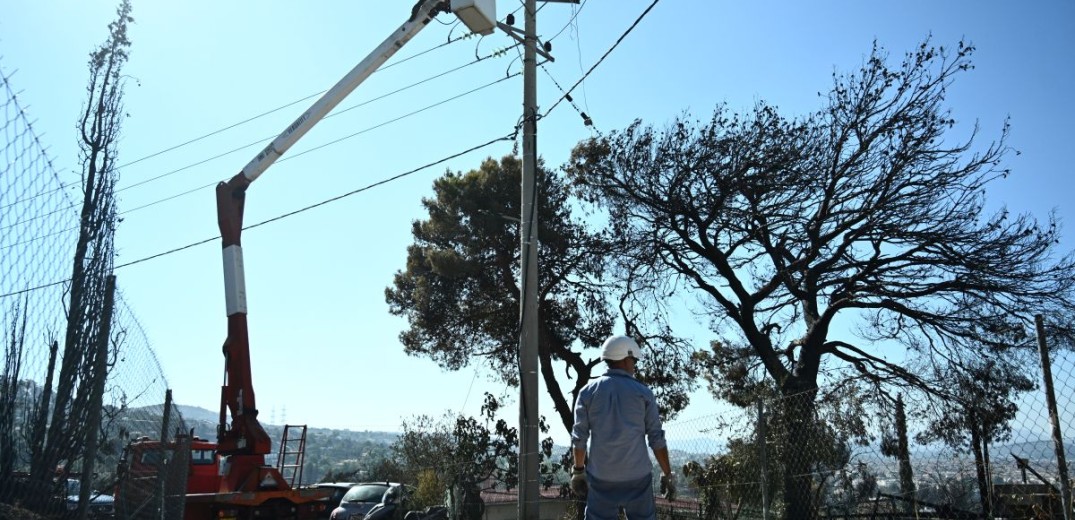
[316,482,357,489]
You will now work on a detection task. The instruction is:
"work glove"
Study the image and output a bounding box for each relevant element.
[570,466,588,497]
[659,472,677,501]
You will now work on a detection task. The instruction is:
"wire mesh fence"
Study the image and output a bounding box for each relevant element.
[1,62,187,518]
[661,345,1074,520]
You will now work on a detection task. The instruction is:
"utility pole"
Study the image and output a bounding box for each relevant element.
[514,1,572,517]
[518,0,540,517]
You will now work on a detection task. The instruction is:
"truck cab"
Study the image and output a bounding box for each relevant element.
[120,434,221,494]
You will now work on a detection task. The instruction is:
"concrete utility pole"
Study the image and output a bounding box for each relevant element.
[518,0,540,516]
[516,1,573,517]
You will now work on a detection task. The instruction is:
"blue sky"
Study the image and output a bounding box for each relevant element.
[2,1,1073,444]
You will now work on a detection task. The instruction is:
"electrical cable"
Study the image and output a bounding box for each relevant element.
[2,53,521,234]
[0,33,479,211]
[544,0,588,46]
[1,73,518,252]
[7,2,660,305]
[542,0,660,119]
[119,69,521,217]
[540,64,593,128]
[458,368,481,415]
[117,92,323,172]
[117,45,519,196]
[0,131,516,298]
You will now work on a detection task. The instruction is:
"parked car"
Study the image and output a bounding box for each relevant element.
[329,482,408,520]
[65,478,116,519]
[312,482,356,518]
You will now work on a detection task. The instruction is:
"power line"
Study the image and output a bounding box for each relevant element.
[540,64,594,129]
[0,130,515,299]
[279,70,521,164]
[115,131,515,270]
[544,0,588,46]
[5,0,666,297]
[3,53,521,234]
[115,46,519,196]
[118,92,323,172]
[0,33,482,211]
[543,0,660,119]
[118,69,523,218]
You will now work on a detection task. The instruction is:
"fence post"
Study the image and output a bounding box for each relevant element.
[758,399,770,520]
[158,390,173,520]
[1035,314,1071,520]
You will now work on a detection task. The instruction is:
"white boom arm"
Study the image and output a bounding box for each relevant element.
[242,0,446,183]
[212,0,495,461]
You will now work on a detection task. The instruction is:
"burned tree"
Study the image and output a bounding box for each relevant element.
[25,1,132,513]
[568,39,1075,519]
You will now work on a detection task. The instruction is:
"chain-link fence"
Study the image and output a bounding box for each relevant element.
[1,62,187,518]
[662,344,1074,520]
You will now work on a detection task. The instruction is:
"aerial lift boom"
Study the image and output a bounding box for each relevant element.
[212,0,495,496]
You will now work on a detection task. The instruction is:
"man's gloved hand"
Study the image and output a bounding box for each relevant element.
[570,466,588,497]
[659,472,677,501]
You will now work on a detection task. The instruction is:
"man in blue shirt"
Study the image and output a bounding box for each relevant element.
[570,335,675,520]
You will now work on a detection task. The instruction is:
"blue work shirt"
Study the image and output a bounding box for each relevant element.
[571,368,667,482]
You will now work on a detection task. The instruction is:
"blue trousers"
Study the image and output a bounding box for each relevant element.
[585,473,655,520]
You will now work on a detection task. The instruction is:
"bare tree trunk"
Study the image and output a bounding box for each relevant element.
[759,399,771,520]
[26,339,59,511]
[781,378,819,520]
[27,3,130,515]
[982,437,994,520]
[0,298,29,502]
[969,419,991,518]
[894,395,916,513]
[77,275,116,520]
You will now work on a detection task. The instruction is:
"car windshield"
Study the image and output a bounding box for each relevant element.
[140,449,175,466]
[191,449,215,465]
[342,484,389,503]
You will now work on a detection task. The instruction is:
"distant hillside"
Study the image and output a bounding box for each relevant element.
[124,404,400,483]
[1003,439,1075,462]
[169,406,397,442]
[175,404,218,424]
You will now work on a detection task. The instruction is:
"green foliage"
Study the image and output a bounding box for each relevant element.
[388,393,558,495]
[916,355,1036,515]
[378,393,573,520]
[694,341,777,408]
[825,463,880,515]
[917,357,1036,450]
[412,469,445,511]
[387,155,699,433]
[683,437,774,518]
[367,457,406,484]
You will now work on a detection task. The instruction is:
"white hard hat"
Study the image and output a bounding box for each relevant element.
[601,335,641,361]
